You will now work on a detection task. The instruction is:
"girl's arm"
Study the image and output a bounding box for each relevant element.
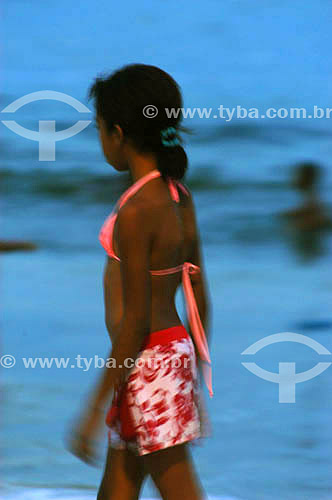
[85,200,152,410]
[102,259,122,343]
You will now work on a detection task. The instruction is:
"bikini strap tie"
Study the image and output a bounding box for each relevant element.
[182,261,213,397]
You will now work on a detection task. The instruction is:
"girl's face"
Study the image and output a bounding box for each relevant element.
[96,116,128,171]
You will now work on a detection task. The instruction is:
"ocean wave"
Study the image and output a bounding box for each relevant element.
[185,121,332,145]
[1,167,288,201]
[1,486,243,500]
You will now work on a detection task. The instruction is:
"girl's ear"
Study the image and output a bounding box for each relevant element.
[113,124,124,143]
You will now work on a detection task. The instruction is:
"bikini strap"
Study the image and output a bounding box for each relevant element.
[177,181,190,196]
[116,172,188,207]
[117,170,162,210]
[167,178,190,203]
[182,262,213,397]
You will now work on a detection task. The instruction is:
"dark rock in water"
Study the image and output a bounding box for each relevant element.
[0,240,37,252]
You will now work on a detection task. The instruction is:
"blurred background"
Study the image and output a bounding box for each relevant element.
[1,1,332,499]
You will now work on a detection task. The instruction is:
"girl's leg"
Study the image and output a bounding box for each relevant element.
[97,445,147,500]
[142,442,205,500]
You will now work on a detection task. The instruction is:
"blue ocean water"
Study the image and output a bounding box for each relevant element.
[1,1,332,499]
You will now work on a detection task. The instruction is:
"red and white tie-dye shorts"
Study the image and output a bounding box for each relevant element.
[105,325,210,456]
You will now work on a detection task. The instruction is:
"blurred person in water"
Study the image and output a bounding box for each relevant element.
[283,162,332,231]
[281,161,332,260]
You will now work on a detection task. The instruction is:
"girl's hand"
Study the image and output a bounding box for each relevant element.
[66,405,105,466]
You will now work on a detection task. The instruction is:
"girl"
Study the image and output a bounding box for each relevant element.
[68,63,213,500]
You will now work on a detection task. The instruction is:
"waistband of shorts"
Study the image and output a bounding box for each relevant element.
[141,325,189,350]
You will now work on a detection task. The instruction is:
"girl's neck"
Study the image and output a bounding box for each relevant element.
[127,149,159,183]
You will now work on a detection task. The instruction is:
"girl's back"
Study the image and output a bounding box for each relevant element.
[103,174,205,338]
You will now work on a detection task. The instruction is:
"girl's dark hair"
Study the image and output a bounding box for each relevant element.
[88,63,192,180]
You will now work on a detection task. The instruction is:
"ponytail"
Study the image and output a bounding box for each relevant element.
[156,144,188,181]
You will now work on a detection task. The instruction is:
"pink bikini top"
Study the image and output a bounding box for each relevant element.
[99,169,213,397]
